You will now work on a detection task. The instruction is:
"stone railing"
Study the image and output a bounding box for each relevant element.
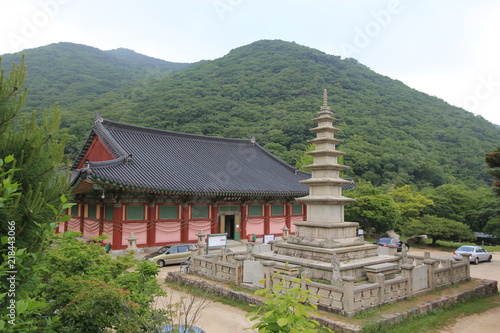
[191,252,247,285]
[189,245,474,316]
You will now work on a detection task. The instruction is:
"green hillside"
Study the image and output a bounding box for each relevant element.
[2,40,499,187]
[0,42,192,129]
[97,40,500,187]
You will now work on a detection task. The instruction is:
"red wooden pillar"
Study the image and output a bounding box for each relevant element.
[240,204,247,239]
[98,204,105,236]
[264,203,270,235]
[147,203,156,247]
[112,204,123,250]
[180,203,189,242]
[211,204,219,234]
[79,203,85,234]
[285,203,291,232]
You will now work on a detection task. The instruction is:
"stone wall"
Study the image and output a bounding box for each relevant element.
[167,271,498,333]
[190,246,478,316]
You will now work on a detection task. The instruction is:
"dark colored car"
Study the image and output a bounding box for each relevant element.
[373,237,409,252]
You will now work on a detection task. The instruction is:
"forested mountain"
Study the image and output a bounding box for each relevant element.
[2,40,499,187]
[1,42,192,121]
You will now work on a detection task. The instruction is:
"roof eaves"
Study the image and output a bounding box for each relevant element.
[70,129,97,170]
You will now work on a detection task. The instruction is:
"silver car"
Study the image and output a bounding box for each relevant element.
[453,245,492,264]
[143,243,198,267]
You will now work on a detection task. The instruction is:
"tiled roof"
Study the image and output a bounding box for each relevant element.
[72,118,310,197]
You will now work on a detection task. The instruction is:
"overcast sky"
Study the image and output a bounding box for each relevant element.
[1,0,499,125]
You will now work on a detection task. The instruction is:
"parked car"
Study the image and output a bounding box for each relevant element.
[453,245,492,264]
[160,325,206,333]
[373,238,409,252]
[143,243,198,267]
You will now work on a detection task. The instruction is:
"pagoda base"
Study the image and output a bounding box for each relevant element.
[289,221,363,248]
[253,249,399,281]
[272,242,379,263]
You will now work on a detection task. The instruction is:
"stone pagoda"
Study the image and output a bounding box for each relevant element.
[291,89,362,248]
[253,90,398,281]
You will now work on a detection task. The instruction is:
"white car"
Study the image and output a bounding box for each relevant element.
[452,245,492,264]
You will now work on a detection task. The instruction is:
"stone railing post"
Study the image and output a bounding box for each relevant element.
[211,255,217,277]
[341,276,356,316]
[189,248,198,272]
[462,255,470,279]
[234,255,246,286]
[388,244,398,256]
[424,258,437,290]
[401,264,414,298]
[442,259,453,284]
[375,273,386,304]
[400,244,408,264]
[262,261,276,289]
[301,270,310,292]
[221,247,227,262]
[246,242,255,260]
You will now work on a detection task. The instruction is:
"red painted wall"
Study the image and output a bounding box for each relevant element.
[77,136,115,169]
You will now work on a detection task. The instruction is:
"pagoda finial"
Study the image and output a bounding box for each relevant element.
[323,89,328,107]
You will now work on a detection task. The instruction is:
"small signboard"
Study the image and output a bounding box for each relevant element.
[207,233,228,253]
[263,234,275,244]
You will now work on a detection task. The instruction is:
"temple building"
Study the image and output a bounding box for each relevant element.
[67,116,310,250]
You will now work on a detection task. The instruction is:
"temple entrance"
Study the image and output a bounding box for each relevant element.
[225,215,235,239]
[219,214,241,241]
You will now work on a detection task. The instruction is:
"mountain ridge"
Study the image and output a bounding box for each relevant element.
[1,39,498,187]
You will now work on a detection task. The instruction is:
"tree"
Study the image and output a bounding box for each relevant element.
[0,56,69,252]
[485,147,500,197]
[344,181,401,237]
[484,148,500,238]
[41,231,167,332]
[420,184,479,227]
[247,268,331,333]
[483,217,500,241]
[404,215,476,246]
[0,156,71,332]
[387,185,433,230]
[0,56,69,332]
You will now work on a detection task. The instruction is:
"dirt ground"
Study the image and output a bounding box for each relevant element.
[156,266,255,333]
[156,249,500,333]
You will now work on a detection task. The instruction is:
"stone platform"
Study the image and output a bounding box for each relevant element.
[252,247,400,282]
[272,242,379,262]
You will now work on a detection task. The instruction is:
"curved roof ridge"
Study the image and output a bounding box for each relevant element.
[94,120,129,157]
[71,129,96,170]
[253,141,301,174]
[88,156,126,168]
[101,118,252,144]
